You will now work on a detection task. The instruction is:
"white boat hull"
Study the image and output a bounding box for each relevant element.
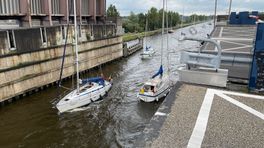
[56,81,112,113]
[137,85,171,102]
[141,48,155,59]
[137,76,171,102]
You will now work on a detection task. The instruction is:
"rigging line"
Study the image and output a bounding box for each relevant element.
[73,0,80,93]
[58,0,73,89]
[99,64,103,76]
[161,0,165,66]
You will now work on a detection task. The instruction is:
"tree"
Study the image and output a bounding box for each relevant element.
[138,13,146,31]
[122,7,210,33]
[107,4,120,17]
[147,7,159,30]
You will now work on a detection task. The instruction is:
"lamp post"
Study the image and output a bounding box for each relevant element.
[228,0,233,23]
[214,0,218,29]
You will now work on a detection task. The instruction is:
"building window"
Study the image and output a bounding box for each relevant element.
[7,30,16,50]
[40,27,47,45]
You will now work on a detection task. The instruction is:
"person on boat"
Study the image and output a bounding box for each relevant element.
[100,73,113,83]
[88,82,93,88]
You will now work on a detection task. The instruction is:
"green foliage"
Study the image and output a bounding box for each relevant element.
[107,4,120,17]
[122,7,210,34]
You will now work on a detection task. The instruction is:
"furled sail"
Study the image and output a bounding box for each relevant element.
[152,65,163,79]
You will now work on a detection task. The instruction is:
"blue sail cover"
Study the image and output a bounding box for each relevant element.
[145,46,151,51]
[152,65,163,79]
[82,77,105,86]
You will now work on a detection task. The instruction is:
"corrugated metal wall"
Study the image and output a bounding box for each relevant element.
[81,0,89,15]
[0,0,20,15]
[96,0,101,15]
[51,0,60,15]
[31,0,43,14]
[68,0,73,15]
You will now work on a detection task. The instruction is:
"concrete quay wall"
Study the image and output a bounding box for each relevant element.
[0,36,123,103]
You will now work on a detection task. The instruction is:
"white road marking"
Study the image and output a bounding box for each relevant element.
[219,27,223,37]
[187,89,215,148]
[212,37,253,41]
[216,92,264,120]
[187,89,264,148]
[217,90,264,100]
[155,112,167,116]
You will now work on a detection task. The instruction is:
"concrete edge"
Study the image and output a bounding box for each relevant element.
[135,82,182,147]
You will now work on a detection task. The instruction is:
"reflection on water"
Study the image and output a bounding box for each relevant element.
[0,23,213,147]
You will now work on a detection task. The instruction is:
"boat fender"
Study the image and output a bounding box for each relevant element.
[140,88,144,94]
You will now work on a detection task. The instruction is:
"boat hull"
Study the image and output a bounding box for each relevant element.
[140,48,155,59]
[138,86,170,102]
[141,51,155,59]
[56,82,112,113]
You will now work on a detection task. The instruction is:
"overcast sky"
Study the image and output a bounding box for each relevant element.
[107,0,263,16]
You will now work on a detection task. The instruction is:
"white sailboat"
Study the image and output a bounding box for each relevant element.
[138,0,171,102]
[56,0,112,113]
[141,15,155,59]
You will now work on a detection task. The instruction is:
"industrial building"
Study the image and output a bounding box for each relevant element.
[0,0,106,29]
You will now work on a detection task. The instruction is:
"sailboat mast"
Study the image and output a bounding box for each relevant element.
[181,6,184,28]
[73,0,80,93]
[166,0,170,72]
[144,15,148,48]
[161,0,165,65]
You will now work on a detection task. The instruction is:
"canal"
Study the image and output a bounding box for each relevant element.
[0,23,213,148]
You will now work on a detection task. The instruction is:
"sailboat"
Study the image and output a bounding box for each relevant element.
[141,15,155,59]
[56,0,112,113]
[137,0,171,102]
[168,13,174,34]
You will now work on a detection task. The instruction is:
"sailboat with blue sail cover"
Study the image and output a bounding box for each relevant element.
[56,0,112,113]
[137,0,171,102]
